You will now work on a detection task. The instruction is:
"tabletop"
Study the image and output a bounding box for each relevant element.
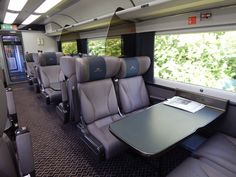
[109,103,224,156]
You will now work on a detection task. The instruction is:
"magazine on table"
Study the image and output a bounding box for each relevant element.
[164,96,205,113]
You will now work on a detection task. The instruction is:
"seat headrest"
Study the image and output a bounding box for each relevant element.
[117,56,151,79]
[25,53,38,62]
[0,80,7,137]
[38,52,61,66]
[76,56,120,83]
[60,56,76,78]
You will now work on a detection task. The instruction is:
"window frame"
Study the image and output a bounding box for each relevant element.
[154,26,236,102]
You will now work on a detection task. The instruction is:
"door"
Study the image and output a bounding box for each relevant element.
[2,35,27,82]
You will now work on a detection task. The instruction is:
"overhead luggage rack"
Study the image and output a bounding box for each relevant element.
[45,0,236,36]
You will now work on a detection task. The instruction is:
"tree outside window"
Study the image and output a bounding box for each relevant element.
[88,38,121,57]
[61,41,78,55]
[154,31,236,93]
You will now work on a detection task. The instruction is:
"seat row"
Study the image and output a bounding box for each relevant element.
[25,53,152,159]
[60,55,151,159]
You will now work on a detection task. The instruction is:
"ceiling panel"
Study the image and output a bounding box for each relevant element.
[0,0,80,26]
[14,0,44,24]
[0,0,9,23]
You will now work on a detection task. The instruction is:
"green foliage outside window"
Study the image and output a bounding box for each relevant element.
[88,38,121,57]
[154,31,236,93]
[61,41,78,55]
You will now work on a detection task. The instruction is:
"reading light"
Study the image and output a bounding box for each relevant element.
[4,12,19,24]
[22,14,41,25]
[35,0,62,13]
[8,0,28,11]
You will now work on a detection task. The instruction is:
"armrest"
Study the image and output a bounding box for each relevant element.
[60,80,68,106]
[77,124,105,160]
[15,127,35,176]
[72,86,80,122]
[6,88,18,129]
[6,88,16,116]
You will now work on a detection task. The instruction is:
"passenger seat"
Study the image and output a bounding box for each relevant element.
[25,53,38,85]
[0,80,35,177]
[58,56,77,122]
[38,52,64,104]
[75,56,126,159]
[167,133,236,177]
[167,157,235,177]
[116,56,151,114]
[194,133,236,174]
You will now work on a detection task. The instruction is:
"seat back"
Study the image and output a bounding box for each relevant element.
[25,53,38,77]
[60,56,77,120]
[117,56,151,114]
[38,52,64,89]
[75,56,121,124]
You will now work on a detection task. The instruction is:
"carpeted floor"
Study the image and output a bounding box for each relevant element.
[12,83,190,177]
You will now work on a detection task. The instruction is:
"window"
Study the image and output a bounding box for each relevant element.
[61,41,78,55]
[88,37,121,57]
[154,31,236,93]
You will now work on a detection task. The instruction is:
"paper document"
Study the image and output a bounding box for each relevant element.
[164,96,205,113]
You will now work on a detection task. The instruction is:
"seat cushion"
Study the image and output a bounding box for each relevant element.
[44,88,62,103]
[87,114,127,159]
[194,133,236,173]
[167,157,235,177]
[119,76,150,114]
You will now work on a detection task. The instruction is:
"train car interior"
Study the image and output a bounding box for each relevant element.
[0,0,236,176]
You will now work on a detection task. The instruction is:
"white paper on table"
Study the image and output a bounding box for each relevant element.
[163,96,205,113]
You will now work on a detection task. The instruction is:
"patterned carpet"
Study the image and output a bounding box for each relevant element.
[12,83,190,177]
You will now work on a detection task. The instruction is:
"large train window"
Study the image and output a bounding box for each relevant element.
[87,37,121,57]
[61,41,77,55]
[154,31,236,93]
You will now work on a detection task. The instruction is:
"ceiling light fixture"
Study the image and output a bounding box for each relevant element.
[8,0,28,11]
[22,14,41,25]
[4,12,19,24]
[35,0,62,13]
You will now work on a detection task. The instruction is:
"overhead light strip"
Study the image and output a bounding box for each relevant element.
[8,0,28,11]
[35,0,62,13]
[22,14,41,25]
[4,12,19,24]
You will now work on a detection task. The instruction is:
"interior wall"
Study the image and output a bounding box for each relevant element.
[21,31,57,53]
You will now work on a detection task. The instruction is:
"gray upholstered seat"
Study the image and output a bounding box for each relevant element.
[116,56,151,114]
[25,53,38,83]
[75,56,126,159]
[167,157,235,177]
[60,56,77,120]
[0,80,35,177]
[38,52,64,104]
[194,133,236,174]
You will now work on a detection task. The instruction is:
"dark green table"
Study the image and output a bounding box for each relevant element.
[109,103,224,156]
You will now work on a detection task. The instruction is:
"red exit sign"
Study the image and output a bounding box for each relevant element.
[188,16,197,25]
